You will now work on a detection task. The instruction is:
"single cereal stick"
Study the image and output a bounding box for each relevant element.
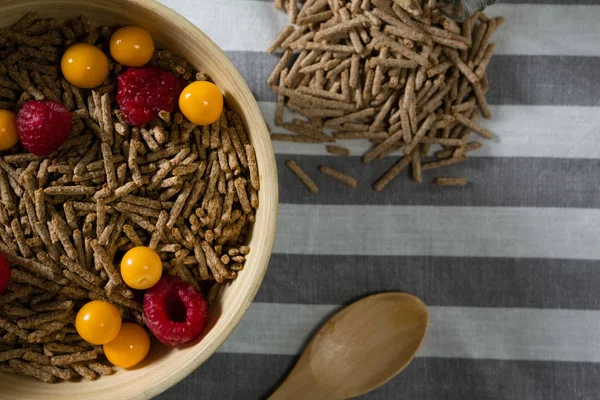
[349,53,360,89]
[181,178,207,220]
[0,348,27,362]
[323,108,378,128]
[469,21,487,60]
[400,108,412,144]
[0,316,29,340]
[11,12,38,32]
[372,91,399,132]
[100,93,114,145]
[234,178,253,215]
[434,177,468,186]
[41,364,77,380]
[140,128,160,152]
[22,351,50,366]
[288,0,299,24]
[444,48,479,84]
[9,360,55,383]
[275,69,288,127]
[435,141,482,158]
[0,169,16,214]
[411,148,422,183]
[475,43,496,77]
[297,10,334,25]
[227,126,249,169]
[200,241,229,283]
[422,155,467,171]
[60,256,103,286]
[333,131,388,140]
[368,58,419,69]
[210,118,221,150]
[51,351,98,366]
[473,19,497,66]
[2,249,66,285]
[319,166,358,188]
[96,199,106,240]
[32,300,74,313]
[123,225,143,247]
[114,202,160,219]
[89,239,123,290]
[373,154,412,192]
[122,195,162,210]
[201,159,220,209]
[402,113,436,154]
[275,87,356,112]
[297,86,346,102]
[114,181,139,199]
[451,99,476,114]
[125,213,156,233]
[87,362,113,376]
[43,186,95,196]
[17,310,71,329]
[426,60,452,78]
[149,211,168,250]
[249,187,259,210]
[268,25,295,54]
[104,292,142,312]
[101,142,117,190]
[245,144,260,191]
[52,216,79,261]
[166,183,193,229]
[220,180,236,224]
[11,218,32,258]
[454,113,494,139]
[3,304,35,318]
[286,160,319,194]
[63,202,78,231]
[382,23,432,45]
[267,49,293,87]
[282,122,335,142]
[44,343,87,355]
[420,137,463,147]
[326,145,350,156]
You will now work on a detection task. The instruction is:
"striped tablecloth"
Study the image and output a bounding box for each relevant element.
[155,1,600,399]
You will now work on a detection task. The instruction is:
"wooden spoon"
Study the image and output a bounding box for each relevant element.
[269,292,429,400]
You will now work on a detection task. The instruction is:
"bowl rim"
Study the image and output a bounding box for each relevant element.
[0,0,278,398]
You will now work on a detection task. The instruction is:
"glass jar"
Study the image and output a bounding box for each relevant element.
[437,0,497,22]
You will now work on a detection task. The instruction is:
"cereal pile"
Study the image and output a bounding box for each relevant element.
[0,13,258,382]
[268,0,502,190]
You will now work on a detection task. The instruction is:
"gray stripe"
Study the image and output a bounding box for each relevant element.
[225,51,600,106]
[258,254,600,310]
[157,353,600,400]
[277,155,600,208]
[274,204,600,259]
[220,303,600,361]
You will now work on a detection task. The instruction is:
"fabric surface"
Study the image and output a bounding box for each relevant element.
[155,0,600,399]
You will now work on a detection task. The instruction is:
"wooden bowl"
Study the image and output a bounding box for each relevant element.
[0,1,278,399]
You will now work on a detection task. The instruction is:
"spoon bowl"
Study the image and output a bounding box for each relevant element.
[270,292,429,400]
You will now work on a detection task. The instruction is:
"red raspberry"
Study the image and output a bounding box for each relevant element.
[143,276,208,346]
[116,66,185,127]
[17,100,72,156]
[0,253,11,295]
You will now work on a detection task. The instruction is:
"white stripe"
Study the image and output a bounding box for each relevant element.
[220,303,600,362]
[263,102,600,159]
[274,204,600,260]
[159,1,600,56]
